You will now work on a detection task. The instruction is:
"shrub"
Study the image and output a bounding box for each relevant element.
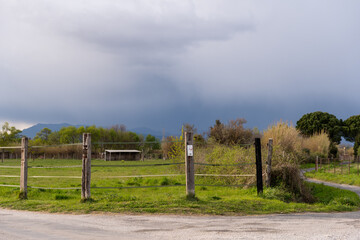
[262,121,331,164]
[270,164,314,203]
[208,118,254,145]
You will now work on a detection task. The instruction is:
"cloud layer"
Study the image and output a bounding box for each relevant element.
[1,0,359,132]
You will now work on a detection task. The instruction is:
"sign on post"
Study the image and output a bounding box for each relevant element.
[185,132,195,198]
[187,145,193,157]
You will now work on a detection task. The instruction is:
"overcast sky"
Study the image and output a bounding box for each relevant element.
[1,0,359,133]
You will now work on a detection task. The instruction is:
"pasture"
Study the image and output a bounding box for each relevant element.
[0,158,359,214]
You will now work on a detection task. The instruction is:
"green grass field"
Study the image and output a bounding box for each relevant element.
[305,163,360,186]
[0,159,359,215]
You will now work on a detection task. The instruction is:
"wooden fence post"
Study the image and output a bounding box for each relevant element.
[341,159,343,174]
[185,131,195,198]
[81,133,91,201]
[2,149,4,163]
[266,138,273,188]
[348,157,351,174]
[315,156,318,172]
[255,138,263,194]
[20,137,28,199]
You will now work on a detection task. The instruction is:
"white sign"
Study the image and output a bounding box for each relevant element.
[187,145,193,157]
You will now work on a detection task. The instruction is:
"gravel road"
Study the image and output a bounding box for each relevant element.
[0,207,360,240]
[1,177,359,239]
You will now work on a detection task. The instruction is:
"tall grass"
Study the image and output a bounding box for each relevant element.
[262,120,330,164]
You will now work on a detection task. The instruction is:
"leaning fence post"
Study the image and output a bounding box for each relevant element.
[20,137,28,199]
[315,156,318,172]
[81,133,91,201]
[255,138,263,194]
[266,138,273,188]
[185,131,195,199]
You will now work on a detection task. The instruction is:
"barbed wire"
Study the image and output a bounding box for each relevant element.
[94,174,184,178]
[30,143,82,149]
[92,184,185,190]
[195,184,255,188]
[28,165,82,169]
[93,140,183,145]
[0,146,21,149]
[0,184,19,188]
[0,175,81,179]
[91,162,184,168]
[28,186,81,190]
[194,162,254,166]
[195,174,255,177]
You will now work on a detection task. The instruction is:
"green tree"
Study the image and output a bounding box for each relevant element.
[33,128,52,144]
[209,118,254,145]
[296,111,342,144]
[343,115,360,157]
[0,122,21,146]
[48,131,60,145]
[59,126,79,144]
[144,134,160,150]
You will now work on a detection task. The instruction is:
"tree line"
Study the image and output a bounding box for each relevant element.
[1,111,359,159]
[296,112,360,157]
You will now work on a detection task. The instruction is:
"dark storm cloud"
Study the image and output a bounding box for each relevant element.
[0,0,360,131]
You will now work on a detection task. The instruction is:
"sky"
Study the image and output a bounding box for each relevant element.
[1,0,359,133]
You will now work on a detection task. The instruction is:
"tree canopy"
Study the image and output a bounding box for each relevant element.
[343,115,360,156]
[208,118,254,145]
[0,122,22,146]
[296,111,342,144]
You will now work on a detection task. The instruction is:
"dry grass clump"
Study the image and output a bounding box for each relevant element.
[302,131,330,157]
[262,120,331,164]
[262,120,301,153]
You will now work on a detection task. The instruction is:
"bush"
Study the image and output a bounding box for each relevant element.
[262,121,330,164]
[208,118,254,145]
[270,164,314,203]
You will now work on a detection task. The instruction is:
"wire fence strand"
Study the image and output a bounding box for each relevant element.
[194,162,254,166]
[91,162,184,168]
[0,146,21,149]
[28,186,81,190]
[94,174,185,178]
[195,184,255,188]
[195,174,255,177]
[0,166,21,168]
[0,184,19,188]
[91,184,186,189]
[28,165,82,169]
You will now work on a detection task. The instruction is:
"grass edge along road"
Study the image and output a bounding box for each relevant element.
[0,183,359,215]
[0,159,359,215]
[305,163,360,187]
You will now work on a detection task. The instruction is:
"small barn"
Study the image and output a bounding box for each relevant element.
[104,150,141,161]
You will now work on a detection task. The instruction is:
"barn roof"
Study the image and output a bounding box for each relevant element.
[105,150,141,153]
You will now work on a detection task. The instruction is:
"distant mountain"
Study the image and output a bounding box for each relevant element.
[21,123,78,139]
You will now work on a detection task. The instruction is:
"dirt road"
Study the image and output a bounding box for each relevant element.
[1,177,360,239]
[0,207,360,240]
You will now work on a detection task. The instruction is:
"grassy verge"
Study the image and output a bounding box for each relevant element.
[305,164,360,186]
[300,163,315,169]
[0,159,359,215]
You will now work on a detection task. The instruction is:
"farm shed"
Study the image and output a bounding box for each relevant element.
[104,150,141,161]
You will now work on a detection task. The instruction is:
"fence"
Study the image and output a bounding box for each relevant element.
[314,155,360,175]
[0,134,272,200]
